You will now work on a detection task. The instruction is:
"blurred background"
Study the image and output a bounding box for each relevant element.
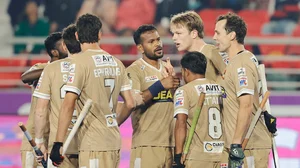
[0,0,300,167]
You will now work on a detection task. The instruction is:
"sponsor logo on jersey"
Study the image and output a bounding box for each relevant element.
[69,64,75,73]
[92,54,117,67]
[105,113,117,127]
[175,90,184,97]
[237,67,246,77]
[239,76,248,87]
[67,74,75,83]
[175,97,184,107]
[141,65,145,70]
[153,90,173,102]
[221,86,226,98]
[250,55,259,67]
[145,75,159,82]
[61,61,70,72]
[203,141,224,153]
[220,163,228,168]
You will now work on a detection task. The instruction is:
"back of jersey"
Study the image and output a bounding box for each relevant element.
[64,49,131,151]
[174,78,224,161]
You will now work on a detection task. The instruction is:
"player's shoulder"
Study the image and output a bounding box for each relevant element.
[201,44,220,58]
[30,62,48,70]
[126,59,144,71]
[238,50,259,67]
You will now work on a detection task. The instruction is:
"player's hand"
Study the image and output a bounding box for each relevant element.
[229,144,244,168]
[161,75,180,89]
[50,142,64,166]
[35,143,48,163]
[172,153,185,168]
[162,57,175,78]
[263,111,277,134]
[131,89,144,107]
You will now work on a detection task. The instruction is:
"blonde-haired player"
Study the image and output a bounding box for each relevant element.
[170,11,226,82]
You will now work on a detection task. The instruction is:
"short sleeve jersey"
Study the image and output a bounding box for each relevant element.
[174,78,224,161]
[221,51,272,149]
[126,58,175,148]
[201,44,226,83]
[21,62,49,151]
[64,49,131,151]
[33,58,78,154]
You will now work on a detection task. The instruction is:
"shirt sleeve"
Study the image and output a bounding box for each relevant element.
[120,63,131,92]
[233,61,257,97]
[33,66,51,99]
[174,88,189,117]
[64,60,85,95]
[126,65,141,92]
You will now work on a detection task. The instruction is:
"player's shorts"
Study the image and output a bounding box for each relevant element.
[130,146,173,168]
[221,148,270,168]
[21,150,43,168]
[47,154,78,168]
[79,150,120,168]
[185,160,220,168]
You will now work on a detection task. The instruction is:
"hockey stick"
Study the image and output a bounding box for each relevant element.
[182,92,206,162]
[19,122,47,168]
[258,64,280,168]
[242,91,270,149]
[62,99,92,155]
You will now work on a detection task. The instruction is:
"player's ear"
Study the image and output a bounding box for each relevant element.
[137,44,144,54]
[75,32,79,41]
[51,49,59,58]
[98,31,102,41]
[230,31,236,41]
[191,29,198,39]
[62,41,67,53]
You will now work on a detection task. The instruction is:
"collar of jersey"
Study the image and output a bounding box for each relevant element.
[140,58,163,72]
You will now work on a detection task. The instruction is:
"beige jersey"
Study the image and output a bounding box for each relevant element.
[174,78,224,161]
[21,63,49,151]
[221,50,272,149]
[200,44,226,83]
[64,49,131,151]
[127,58,174,148]
[33,58,78,154]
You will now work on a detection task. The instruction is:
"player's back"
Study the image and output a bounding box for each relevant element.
[201,44,226,83]
[174,78,224,161]
[126,58,175,148]
[222,50,271,149]
[33,59,78,154]
[65,49,130,151]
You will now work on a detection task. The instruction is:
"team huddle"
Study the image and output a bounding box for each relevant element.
[20,11,277,168]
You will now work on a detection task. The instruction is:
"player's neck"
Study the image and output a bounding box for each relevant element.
[142,57,160,69]
[188,74,205,83]
[80,43,101,52]
[188,38,206,52]
[227,43,245,60]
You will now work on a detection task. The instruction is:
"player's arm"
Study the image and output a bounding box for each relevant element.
[175,114,188,154]
[117,89,135,126]
[21,68,44,84]
[56,92,78,142]
[232,94,253,144]
[34,98,50,161]
[35,98,50,141]
[142,75,180,103]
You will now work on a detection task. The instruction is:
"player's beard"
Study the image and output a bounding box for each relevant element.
[144,50,163,61]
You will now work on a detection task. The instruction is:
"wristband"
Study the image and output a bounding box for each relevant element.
[35,137,44,144]
[148,80,165,97]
